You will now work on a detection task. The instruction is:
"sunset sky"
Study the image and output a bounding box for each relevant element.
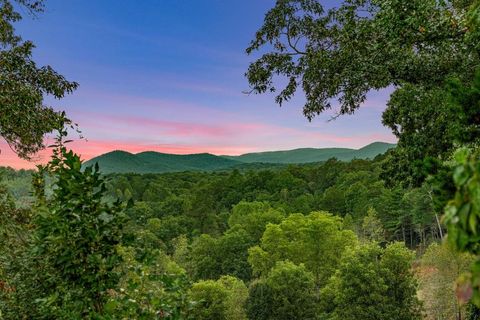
[4,0,396,169]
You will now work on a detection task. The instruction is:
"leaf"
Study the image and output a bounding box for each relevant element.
[453,165,470,186]
[454,148,470,164]
[469,211,478,235]
[444,204,458,224]
[98,212,114,223]
[459,203,472,230]
[104,299,118,313]
[470,185,480,209]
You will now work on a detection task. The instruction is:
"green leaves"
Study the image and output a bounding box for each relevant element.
[104,245,192,319]
[443,147,480,307]
[247,0,474,119]
[445,148,480,252]
[250,0,480,191]
[190,229,254,282]
[321,242,421,320]
[187,276,248,320]
[0,0,78,160]
[248,211,357,286]
[98,212,114,224]
[246,261,317,320]
[28,135,128,317]
[454,164,471,186]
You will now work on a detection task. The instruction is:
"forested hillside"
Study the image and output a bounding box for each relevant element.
[85,142,395,174]
[83,151,242,174]
[221,142,395,164]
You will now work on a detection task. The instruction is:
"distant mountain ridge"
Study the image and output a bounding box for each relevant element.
[223,142,395,164]
[84,142,396,174]
[84,151,242,174]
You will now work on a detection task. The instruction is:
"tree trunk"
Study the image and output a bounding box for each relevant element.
[435,213,444,240]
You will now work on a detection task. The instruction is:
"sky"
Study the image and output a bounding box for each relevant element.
[3,0,396,169]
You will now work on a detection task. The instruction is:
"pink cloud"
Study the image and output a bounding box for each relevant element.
[72,110,394,148]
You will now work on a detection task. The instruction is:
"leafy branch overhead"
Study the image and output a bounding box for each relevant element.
[246,0,476,119]
[247,0,480,188]
[0,0,78,160]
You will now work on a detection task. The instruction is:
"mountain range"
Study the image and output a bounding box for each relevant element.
[84,142,396,174]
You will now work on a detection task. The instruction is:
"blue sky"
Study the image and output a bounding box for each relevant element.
[5,0,395,168]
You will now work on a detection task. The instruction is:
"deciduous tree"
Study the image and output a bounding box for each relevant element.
[246,261,317,320]
[188,276,248,320]
[320,242,421,320]
[248,211,356,285]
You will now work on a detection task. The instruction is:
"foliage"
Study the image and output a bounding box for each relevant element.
[246,261,317,320]
[320,242,421,320]
[171,235,192,272]
[104,246,191,319]
[246,0,480,188]
[190,229,254,282]
[5,0,480,317]
[0,176,33,319]
[189,234,221,280]
[218,276,249,320]
[187,276,248,320]
[444,148,480,306]
[228,201,285,241]
[418,242,475,320]
[382,87,462,187]
[245,281,273,320]
[188,279,228,319]
[27,133,128,318]
[248,211,356,285]
[0,0,78,159]
[0,148,459,318]
[246,0,475,118]
[382,67,480,187]
[469,0,480,43]
[0,167,34,207]
[101,157,437,245]
[362,207,385,242]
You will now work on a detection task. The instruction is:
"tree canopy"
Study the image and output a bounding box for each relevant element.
[320,242,421,320]
[246,0,480,186]
[248,211,356,285]
[246,0,476,118]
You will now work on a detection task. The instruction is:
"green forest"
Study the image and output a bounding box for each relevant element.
[2,0,480,319]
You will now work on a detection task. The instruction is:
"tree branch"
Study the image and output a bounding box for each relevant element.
[286,21,306,55]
